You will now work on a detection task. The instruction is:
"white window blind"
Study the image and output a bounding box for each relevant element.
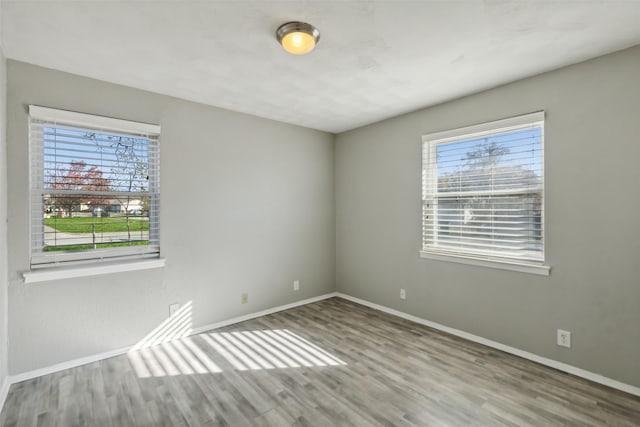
[422,112,544,266]
[29,106,161,268]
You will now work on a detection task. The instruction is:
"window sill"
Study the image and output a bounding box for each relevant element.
[420,251,550,276]
[23,258,166,284]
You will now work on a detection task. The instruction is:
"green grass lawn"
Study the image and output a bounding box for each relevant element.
[44,241,149,252]
[44,217,149,233]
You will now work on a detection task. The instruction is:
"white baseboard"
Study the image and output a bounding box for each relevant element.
[190,292,338,336]
[5,290,638,403]
[335,292,640,397]
[0,377,9,416]
[8,346,132,385]
[7,292,338,386]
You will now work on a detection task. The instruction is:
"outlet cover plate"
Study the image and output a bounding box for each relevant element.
[557,329,571,348]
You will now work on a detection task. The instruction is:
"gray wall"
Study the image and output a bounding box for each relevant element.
[336,45,640,387]
[4,46,639,388]
[6,61,335,374]
[0,41,8,387]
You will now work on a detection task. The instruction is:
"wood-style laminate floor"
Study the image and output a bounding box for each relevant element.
[1,297,639,426]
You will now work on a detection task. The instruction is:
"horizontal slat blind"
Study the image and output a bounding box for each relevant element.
[29,106,161,268]
[422,112,544,264]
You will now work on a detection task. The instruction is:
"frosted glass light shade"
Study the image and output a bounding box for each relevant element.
[281,31,316,55]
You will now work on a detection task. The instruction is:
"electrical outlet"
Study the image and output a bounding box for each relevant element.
[400,288,406,300]
[557,329,571,348]
[293,280,300,291]
[241,292,248,304]
[169,303,180,317]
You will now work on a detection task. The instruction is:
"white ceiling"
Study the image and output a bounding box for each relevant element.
[3,1,640,133]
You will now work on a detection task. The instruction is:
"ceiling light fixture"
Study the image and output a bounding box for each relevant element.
[276,21,320,55]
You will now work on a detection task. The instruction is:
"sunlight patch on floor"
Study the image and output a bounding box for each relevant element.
[129,336,222,378]
[129,323,345,378]
[205,329,346,371]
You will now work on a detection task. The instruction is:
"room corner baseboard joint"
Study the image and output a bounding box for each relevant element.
[4,290,638,401]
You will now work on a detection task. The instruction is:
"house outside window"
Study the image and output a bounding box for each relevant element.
[29,106,160,269]
[421,112,548,275]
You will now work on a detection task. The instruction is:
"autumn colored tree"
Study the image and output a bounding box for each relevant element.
[48,160,111,216]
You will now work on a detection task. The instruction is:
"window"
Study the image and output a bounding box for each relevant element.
[29,106,160,269]
[421,112,547,274]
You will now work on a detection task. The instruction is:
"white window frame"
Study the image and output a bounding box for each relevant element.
[421,112,549,275]
[25,106,164,281]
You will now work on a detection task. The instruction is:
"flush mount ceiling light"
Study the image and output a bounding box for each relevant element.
[276,21,320,55]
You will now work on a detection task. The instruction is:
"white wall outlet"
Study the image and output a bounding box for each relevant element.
[557,329,571,348]
[400,288,406,300]
[293,280,300,291]
[169,303,180,317]
[241,292,248,304]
